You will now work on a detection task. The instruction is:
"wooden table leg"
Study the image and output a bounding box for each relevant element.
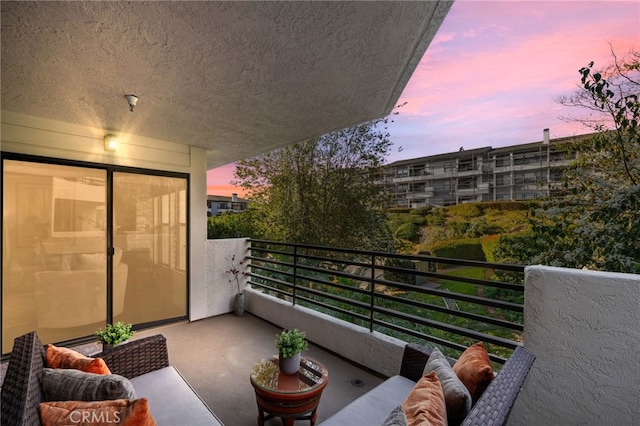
[256,404,265,426]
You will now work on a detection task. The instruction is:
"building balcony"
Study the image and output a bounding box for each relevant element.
[392,174,431,184]
[405,189,435,199]
[2,238,637,425]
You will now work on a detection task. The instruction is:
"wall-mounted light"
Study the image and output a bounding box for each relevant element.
[104,134,118,152]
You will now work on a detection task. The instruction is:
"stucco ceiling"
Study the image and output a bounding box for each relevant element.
[1,1,452,169]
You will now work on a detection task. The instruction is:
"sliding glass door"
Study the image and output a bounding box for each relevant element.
[112,172,187,325]
[2,158,188,354]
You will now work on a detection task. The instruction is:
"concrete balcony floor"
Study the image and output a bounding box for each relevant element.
[134,313,384,425]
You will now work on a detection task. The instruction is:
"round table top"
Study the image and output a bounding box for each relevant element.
[250,356,328,395]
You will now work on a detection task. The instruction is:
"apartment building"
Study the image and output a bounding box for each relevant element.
[207,193,250,217]
[380,129,592,208]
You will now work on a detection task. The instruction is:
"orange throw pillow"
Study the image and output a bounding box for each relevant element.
[401,371,447,426]
[453,342,494,404]
[39,398,155,426]
[46,344,111,375]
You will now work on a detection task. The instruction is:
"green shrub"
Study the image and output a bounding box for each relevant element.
[386,207,412,214]
[478,201,541,211]
[447,203,483,218]
[410,206,432,216]
[465,217,498,238]
[480,234,500,263]
[429,238,486,262]
[383,256,416,284]
[394,222,420,242]
[426,208,447,226]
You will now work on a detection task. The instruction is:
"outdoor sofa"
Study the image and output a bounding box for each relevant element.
[0,331,223,425]
[320,343,535,426]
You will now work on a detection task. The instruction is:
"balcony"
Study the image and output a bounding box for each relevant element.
[3,239,637,425]
[203,238,639,425]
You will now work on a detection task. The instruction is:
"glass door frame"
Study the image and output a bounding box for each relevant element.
[1,152,190,352]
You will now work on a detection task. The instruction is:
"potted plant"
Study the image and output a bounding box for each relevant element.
[275,329,308,374]
[95,322,135,351]
[226,254,245,316]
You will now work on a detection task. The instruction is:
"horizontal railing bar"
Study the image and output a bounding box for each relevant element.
[378,265,524,292]
[249,264,294,280]
[250,239,526,272]
[373,320,509,365]
[251,251,523,293]
[247,256,293,269]
[374,292,523,331]
[248,281,291,298]
[282,252,524,292]
[248,247,294,258]
[374,306,520,350]
[246,274,293,291]
[374,279,523,312]
[372,319,510,364]
[248,239,524,361]
[294,274,522,329]
[296,296,372,325]
[251,264,522,313]
[295,285,372,311]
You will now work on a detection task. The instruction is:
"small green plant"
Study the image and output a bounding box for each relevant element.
[274,329,308,358]
[95,322,135,345]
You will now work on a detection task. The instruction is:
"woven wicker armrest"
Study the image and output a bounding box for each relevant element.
[400,343,456,382]
[461,346,535,426]
[0,332,46,426]
[97,334,170,379]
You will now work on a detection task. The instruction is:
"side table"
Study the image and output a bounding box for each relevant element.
[250,356,329,426]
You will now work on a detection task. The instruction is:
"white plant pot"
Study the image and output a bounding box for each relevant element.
[279,352,301,375]
[234,293,245,316]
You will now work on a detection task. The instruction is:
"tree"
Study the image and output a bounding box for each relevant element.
[232,114,399,251]
[498,49,640,273]
[207,210,264,239]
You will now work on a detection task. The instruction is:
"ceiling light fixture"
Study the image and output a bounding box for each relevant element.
[125,94,138,112]
[104,134,118,152]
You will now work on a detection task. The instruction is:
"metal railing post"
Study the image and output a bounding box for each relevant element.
[369,253,375,332]
[292,245,298,305]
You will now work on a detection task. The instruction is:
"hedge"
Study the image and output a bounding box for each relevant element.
[480,234,500,263]
[429,238,486,263]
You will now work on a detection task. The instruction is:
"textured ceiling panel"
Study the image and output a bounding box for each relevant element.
[1,1,453,168]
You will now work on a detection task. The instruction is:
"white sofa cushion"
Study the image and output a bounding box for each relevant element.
[130,366,222,426]
[319,375,415,426]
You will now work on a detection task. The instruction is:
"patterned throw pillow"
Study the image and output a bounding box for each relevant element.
[42,368,136,402]
[381,405,408,426]
[39,398,156,426]
[401,371,447,426]
[453,342,494,404]
[423,348,472,426]
[46,344,111,375]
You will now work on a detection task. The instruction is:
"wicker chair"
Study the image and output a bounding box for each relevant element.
[0,332,221,426]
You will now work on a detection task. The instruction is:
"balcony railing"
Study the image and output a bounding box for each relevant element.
[246,239,524,365]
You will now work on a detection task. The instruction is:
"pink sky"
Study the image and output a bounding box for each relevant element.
[208,1,639,197]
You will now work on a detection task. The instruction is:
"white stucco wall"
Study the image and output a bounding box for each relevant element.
[188,147,208,320]
[201,238,250,318]
[245,287,406,377]
[510,265,640,425]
